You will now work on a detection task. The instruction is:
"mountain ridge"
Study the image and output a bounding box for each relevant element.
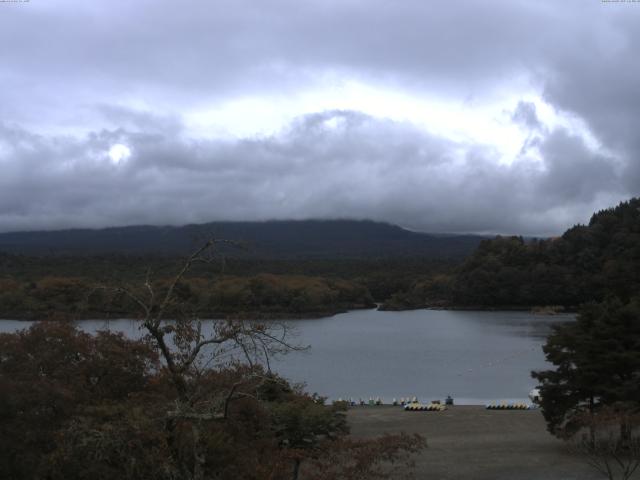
[0,219,486,258]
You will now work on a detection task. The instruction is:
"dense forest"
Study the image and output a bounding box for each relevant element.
[0,255,454,319]
[0,274,377,321]
[384,198,640,310]
[453,198,640,307]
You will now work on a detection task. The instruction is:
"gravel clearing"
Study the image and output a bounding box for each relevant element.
[347,405,621,480]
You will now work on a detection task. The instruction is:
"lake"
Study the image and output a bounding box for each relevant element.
[0,308,572,404]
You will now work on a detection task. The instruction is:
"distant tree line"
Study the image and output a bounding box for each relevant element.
[0,274,375,320]
[0,253,455,319]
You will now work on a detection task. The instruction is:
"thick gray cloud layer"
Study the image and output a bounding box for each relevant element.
[0,0,638,234]
[0,109,623,235]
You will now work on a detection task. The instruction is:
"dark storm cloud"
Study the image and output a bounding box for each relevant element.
[0,0,638,234]
[0,0,536,99]
[0,110,626,235]
[541,11,640,191]
[0,0,618,123]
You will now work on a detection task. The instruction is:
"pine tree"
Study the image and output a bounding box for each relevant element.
[532,297,640,436]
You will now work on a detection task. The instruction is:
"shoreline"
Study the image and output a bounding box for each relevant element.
[0,303,377,322]
[0,304,577,322]
[379,303,578,314]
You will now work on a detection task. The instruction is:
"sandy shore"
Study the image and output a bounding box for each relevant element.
[347,405,619,479]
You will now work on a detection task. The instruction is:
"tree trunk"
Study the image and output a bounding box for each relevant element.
[192,422,206,480]
[620,419,631,451]
[292,458,301,480]
[589,396,596,448]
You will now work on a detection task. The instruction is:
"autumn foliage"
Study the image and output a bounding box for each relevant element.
[1,273,422,480]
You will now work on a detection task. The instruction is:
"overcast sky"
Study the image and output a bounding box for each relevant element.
[0,0,638,235]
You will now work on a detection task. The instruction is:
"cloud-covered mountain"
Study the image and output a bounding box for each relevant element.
[0,219,485,259]
[0,109,624,236]
[1,0,637,236]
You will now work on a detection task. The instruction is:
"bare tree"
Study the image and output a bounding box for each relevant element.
[109,239,305,480]
[570,406,640,480]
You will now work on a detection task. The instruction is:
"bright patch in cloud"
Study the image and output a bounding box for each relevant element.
[108,143,131,164]
[183,78,598,166]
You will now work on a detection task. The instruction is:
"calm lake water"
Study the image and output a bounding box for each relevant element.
[1,309,572,404]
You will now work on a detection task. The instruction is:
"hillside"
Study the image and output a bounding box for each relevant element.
[382,198,640,310]
[0,220,484,259]
[445,198,639,308]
